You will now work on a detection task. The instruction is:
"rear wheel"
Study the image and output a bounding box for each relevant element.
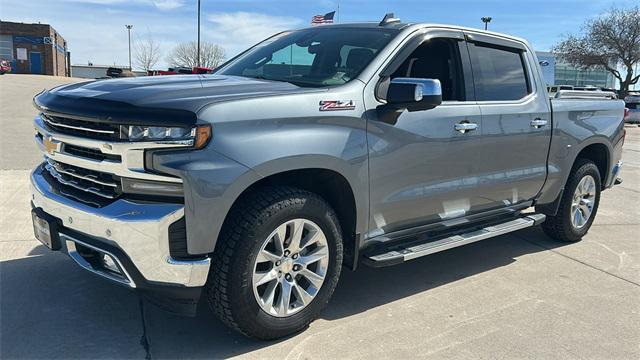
[541,159,601,242]
[206,186,343,339]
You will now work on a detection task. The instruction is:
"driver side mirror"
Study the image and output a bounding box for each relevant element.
[386,78,442,111]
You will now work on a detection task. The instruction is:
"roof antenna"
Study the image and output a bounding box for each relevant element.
[379,13,400,26]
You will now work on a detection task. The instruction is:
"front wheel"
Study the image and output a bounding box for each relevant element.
[206,186,343,339]
[541,158,601,242]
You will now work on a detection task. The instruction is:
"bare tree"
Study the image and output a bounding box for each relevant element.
[134,34,162,72]
[553,6,640,97]
[166,41,226,69]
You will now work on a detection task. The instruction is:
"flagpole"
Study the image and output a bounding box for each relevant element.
[337,3,340,23]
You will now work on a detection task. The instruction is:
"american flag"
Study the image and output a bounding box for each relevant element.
[311,11,335,25]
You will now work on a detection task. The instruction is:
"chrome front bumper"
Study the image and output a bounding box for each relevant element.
[30,166,210,287]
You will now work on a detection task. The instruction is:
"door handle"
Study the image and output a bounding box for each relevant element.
[530,118,548,128]
[454,122,478,133]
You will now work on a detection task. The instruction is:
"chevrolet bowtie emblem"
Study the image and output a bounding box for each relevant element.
[43,136,60,155]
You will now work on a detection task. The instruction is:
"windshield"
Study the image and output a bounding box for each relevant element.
[216,27,399,87]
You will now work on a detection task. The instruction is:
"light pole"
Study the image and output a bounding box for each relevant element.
[125,25,133,70]
[197,0,201,67]
[481,17,492,30]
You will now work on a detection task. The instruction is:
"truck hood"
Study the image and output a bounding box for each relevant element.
[35,75,314,126]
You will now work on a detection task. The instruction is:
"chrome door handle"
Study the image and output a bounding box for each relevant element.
[530,118,548,128]
[454,122,478,133]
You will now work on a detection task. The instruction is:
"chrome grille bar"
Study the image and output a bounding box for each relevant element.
[58,188,103,207]
[46,158,118,188]
[41,114,117,135]
[44,160,118,199]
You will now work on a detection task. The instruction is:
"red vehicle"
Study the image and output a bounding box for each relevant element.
[192,66,215,74]
[147,66,214,76]
[0,60,11,75]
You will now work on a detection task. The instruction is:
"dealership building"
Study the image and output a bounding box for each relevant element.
[0,21,70,76]
[536,51,615,88]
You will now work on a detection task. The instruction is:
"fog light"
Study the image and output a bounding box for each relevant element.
[102,254,121,274]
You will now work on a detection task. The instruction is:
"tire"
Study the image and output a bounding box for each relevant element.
[206,186,343,339]
[541,158,601,242]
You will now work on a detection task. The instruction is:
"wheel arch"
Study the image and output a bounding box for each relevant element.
[217,159,367,271]
[574,142,610,188]
[537,139,611,216]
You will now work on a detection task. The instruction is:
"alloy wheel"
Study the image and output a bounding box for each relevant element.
[571,175,596,229]
[252,219,330,317]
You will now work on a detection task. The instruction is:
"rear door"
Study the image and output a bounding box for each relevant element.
[464,33,551,206]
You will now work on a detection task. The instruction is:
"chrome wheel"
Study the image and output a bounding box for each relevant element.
[252,219,330,317]
[571,175,596,229]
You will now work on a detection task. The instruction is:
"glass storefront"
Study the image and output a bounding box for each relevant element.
[536,51,616,88]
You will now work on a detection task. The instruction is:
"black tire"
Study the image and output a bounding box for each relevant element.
[206,186,343,339]
[541,158,601,242]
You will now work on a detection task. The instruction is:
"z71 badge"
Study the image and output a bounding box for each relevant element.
[319,100,356,111]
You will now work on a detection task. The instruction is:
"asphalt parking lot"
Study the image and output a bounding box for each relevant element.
[1,74,639,359]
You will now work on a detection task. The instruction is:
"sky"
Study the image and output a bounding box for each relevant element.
[0,0,637,70]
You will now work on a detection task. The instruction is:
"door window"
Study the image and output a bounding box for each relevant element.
[390,38,466,101]
[468,43,531,101]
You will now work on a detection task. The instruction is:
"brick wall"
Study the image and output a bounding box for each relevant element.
[0,21,68,76]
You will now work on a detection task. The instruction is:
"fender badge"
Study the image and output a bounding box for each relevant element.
[319,100,355,111]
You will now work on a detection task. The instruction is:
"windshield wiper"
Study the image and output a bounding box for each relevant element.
[241,74,308,87]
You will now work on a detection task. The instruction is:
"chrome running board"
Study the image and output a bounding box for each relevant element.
[364,214,546,267]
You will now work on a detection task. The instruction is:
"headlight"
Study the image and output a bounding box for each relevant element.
[120,124,211,149]
[122,125,196,141]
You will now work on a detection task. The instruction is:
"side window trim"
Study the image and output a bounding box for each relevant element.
[519,51,533,95]
[375,30,474,103]
[465,39,534,103]
[459,40,476,102]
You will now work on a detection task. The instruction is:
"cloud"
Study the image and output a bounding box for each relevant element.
[62,0,133,4]
[63,0,184,10]
[151,0,185,10]
[205,12,303,57]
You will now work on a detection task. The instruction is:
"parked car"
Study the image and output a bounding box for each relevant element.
[0,59,11,75]
[30,15,625,339]
[106,67,123,77]
[148,66,215,76]
[624,93,640,123]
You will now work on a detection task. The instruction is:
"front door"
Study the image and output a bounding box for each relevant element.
[367,33,488,236]
[30,52,41,74]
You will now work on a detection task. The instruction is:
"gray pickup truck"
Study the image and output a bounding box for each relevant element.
[30,15,625,339]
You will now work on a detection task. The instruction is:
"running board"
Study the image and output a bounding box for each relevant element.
[363,214,546,267]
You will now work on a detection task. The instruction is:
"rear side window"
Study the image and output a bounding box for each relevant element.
[468,43,531,101]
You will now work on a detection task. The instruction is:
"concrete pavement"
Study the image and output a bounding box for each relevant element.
[1,74,638,359]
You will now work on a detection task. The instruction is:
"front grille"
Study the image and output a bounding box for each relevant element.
[64,144,121,162]
[42,114,123,141]
[44,158,121,203]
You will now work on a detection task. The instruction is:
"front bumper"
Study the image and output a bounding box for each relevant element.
[30,165,211,288]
